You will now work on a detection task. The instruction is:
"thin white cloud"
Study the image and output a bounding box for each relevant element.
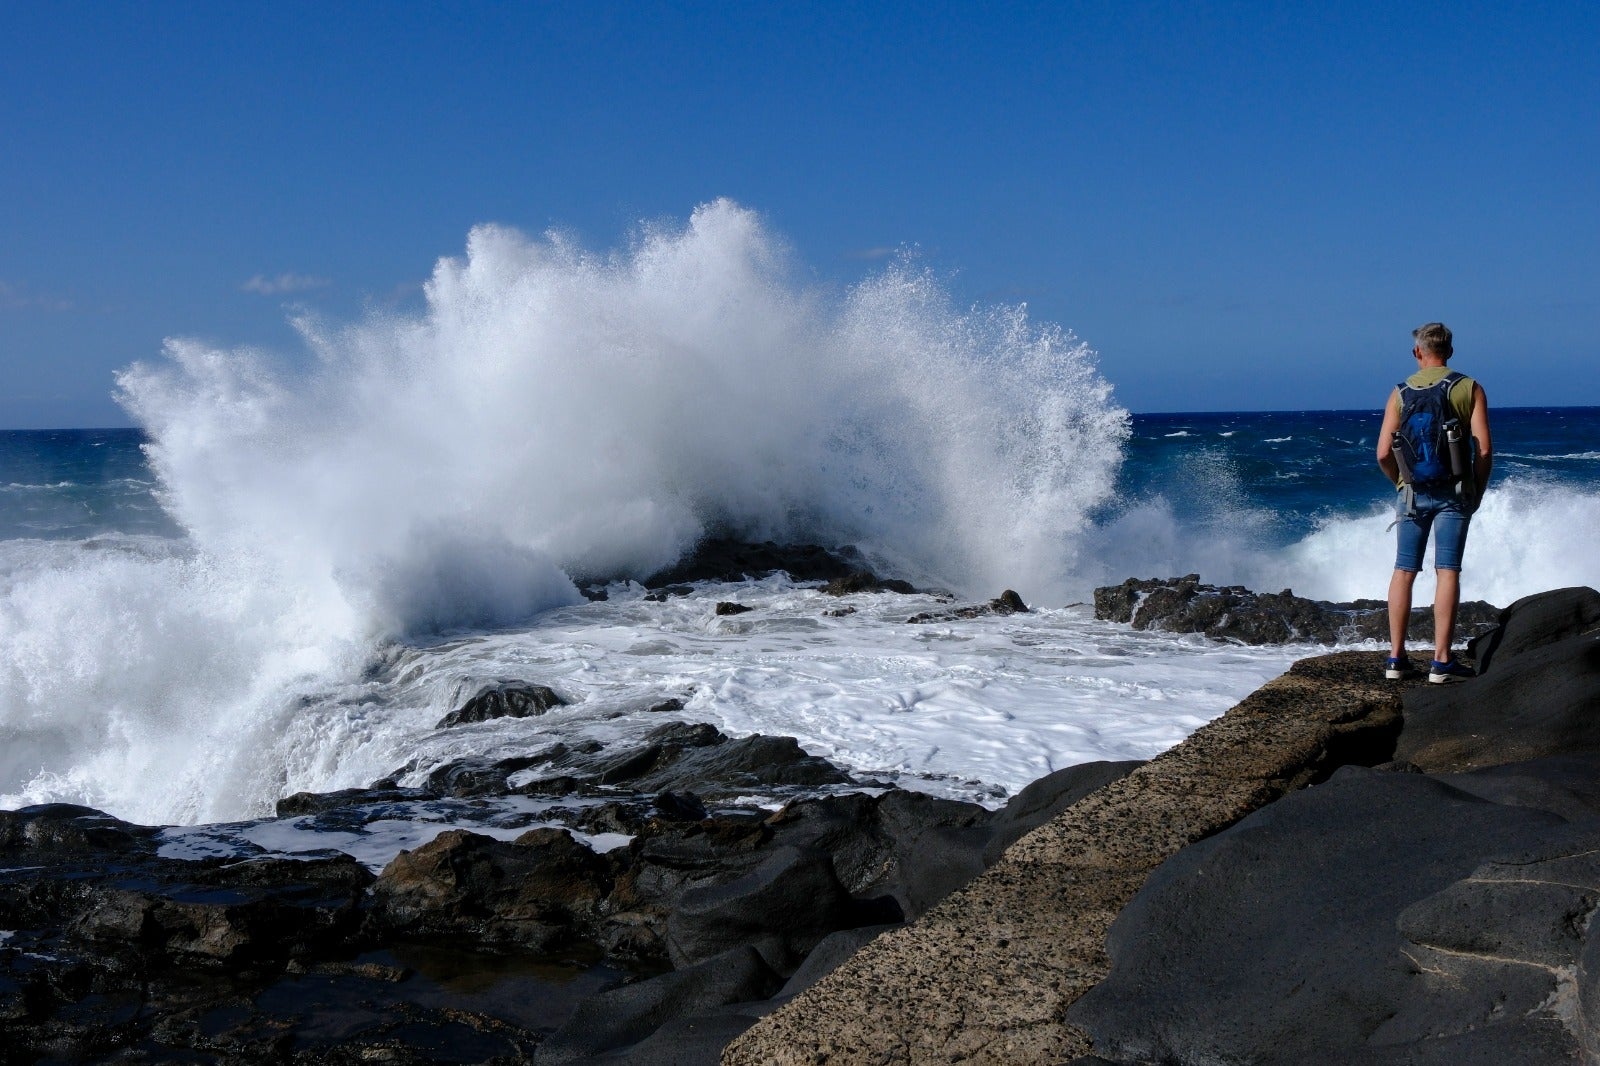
[240,272,332,296]
[0,279,73,312]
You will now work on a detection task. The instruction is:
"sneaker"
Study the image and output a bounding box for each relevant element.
[1429,658,1475,684]
[1384,656,1417,680]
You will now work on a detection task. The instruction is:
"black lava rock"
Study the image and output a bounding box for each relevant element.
[906,589,1028,624]
[1067,766,1586,1065]
[436,682,567,728]
[1397,589,1600,773]
[1094,574,1500,646]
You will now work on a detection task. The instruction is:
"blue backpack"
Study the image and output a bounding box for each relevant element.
[1393,371,1466,489]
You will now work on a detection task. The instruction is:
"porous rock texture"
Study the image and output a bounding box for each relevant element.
[723,650,1408,1064]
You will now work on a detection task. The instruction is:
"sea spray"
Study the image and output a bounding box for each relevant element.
[1082,476,1600,607]
[121,199,1128,609]
[3,199,1131,823]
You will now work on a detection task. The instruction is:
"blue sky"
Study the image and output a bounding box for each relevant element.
[2,1,1596,428]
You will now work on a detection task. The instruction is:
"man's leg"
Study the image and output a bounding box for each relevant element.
[1434,567,1460,663]
[1430,500,1470,665]
[1388,568,1418,658]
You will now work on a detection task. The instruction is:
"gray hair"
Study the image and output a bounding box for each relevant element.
[1413,322,1454,359]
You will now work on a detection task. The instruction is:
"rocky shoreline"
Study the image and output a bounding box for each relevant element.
[732,584,1600,1064]
[0,542,1086,1063]
[4,546,1593,1064]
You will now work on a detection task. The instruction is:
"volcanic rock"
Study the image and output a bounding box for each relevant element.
[0,803,159,856]
[984,760,1145,864]
[588,722,854,797]
[435,681,567,727]
[1397,585,1600,772]
[1065,765,1599,1064]
[71,854,374,964]
[1094,573,1500,645]
[642,539,873,587]
[821,569,917,596]
[537,946,783,1065]
[369,827,611,950]
[1466,584,1600,676]
[664,845,867,970]
[906,589,1028,623]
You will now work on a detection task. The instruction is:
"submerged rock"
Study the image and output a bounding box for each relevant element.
[821,569,917,596]
[906,589,1028,623]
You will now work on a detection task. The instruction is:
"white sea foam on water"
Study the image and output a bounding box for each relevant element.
[1500,451,1600,461]
[148,581,1310,819]
[156,795,632,871]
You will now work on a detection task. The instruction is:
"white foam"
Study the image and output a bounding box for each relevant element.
[1500,451,1600,461]
[155,796,630,871]
[334,584,1309,809]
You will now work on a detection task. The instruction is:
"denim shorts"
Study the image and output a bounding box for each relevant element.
[1394,487,1470,572]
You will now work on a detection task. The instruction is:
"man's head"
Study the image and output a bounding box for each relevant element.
[1413,322,1453,361]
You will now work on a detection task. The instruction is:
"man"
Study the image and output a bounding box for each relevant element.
[1376,322,1493,682]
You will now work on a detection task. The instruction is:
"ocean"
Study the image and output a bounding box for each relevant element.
[2,203,1597,861]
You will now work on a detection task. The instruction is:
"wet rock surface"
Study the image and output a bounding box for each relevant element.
[434,681,568,728]
[1397,585,1600,773]
[1094,573,1501,645]
[906,588,1028,624]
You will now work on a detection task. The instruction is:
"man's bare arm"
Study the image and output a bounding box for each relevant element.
[1471,382,1492,492]
[1376,387,1402,485]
